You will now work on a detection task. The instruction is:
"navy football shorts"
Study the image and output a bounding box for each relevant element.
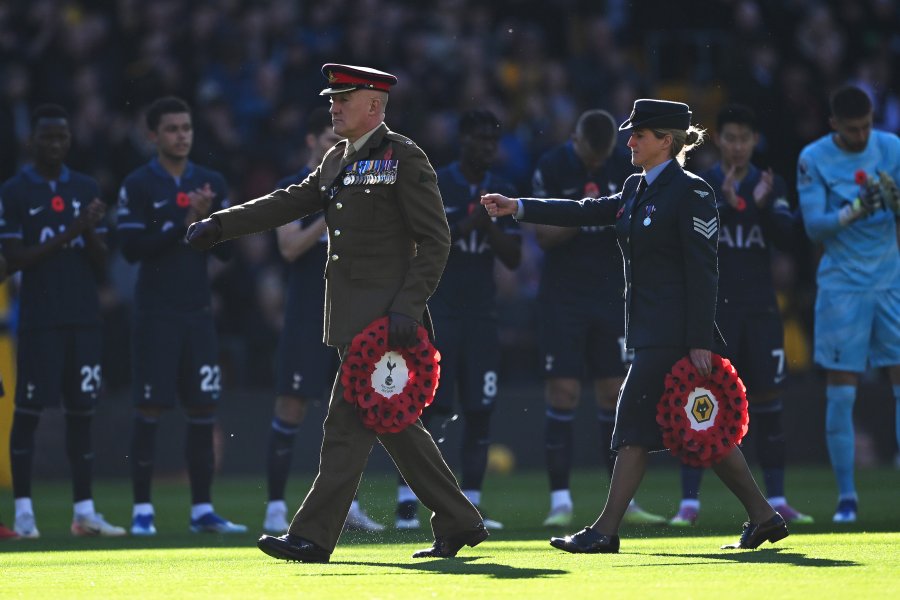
[275,312,339,400]
[131,312,221,408]
[429,314,500,414]
[15,326,102,411]
[537,296,629,380]
[716,305,786,395]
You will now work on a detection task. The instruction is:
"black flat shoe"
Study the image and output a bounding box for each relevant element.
[257,533,331,563]
[412,522,489,558]
[550,527,620,554]
[721,513,789,549]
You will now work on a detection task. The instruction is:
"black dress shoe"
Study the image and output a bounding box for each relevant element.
[550,527,620,554]
[412,522,489,558]
[721,513,788,549]
[257,533,331,563]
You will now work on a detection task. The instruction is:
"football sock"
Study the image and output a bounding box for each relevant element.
[825,385,856,498]
[65,412,94,503]
[545,408,574,492]
[550,489,573,510]
[10,409,41,500]
[680,465,704,500]
[463,489,481,506]
[597,408,616,477]
[133,503,154,517]
[14,497,34,517]
[397,484,418,503]
[131,413,159,504]
[678,498,700,511]
[894,385,900,452]
[267,417,300,502]
[460,410,491,491]
[73,499,95,518]
[186,415,216,505]
[751,400,786,499]
[191,503,213,520]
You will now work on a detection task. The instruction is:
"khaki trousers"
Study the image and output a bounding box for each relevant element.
[287,353,481,551]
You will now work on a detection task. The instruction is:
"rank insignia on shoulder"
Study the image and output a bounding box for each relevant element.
[692,216,718,239]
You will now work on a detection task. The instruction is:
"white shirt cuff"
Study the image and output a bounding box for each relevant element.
[514,199,524,220]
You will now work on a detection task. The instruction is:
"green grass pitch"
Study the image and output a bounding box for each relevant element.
[1,466,898,599]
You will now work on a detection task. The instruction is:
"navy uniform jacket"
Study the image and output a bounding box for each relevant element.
[212,123,450,347]
[520,160,722,350]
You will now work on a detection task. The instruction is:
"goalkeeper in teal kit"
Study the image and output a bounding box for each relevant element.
[796,84,900,524]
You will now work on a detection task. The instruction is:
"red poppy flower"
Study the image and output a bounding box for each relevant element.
[340,317,441,434]
[656,354,749,467]
[176,192,191,208]
[51,195,65,212]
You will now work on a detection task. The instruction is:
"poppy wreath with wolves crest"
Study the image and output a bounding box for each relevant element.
[656,354,750,467]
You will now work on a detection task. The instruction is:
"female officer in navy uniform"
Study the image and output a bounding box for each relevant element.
[481,99,788,552]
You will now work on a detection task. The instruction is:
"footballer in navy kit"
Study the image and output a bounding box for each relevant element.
[530,110,663,528]
[264,107,384,535]
[1,104,125,538]
[395,110,520,531]
[116,96,245,536]
[669,104,812,527]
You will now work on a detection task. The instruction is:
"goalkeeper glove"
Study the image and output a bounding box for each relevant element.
[840,170,882,225]
[877,170,900,216]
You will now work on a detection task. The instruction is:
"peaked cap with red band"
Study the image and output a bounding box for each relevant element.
[320,63,398,95]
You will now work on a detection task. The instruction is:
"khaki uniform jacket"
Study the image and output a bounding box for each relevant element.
[213,123,451,347]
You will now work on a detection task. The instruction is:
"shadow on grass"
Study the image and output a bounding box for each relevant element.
[626,547,859,568]
[311,556,567,579]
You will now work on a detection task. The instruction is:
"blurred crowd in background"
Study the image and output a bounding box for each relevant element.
[1,0,898,391]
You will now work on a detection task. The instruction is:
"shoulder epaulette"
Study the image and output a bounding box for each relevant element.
[385,131,416,148]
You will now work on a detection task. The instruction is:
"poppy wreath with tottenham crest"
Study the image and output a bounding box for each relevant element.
[340,316,441,434]
[656,353,749,467]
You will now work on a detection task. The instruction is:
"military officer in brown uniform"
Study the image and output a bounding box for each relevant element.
[186,64,487,562]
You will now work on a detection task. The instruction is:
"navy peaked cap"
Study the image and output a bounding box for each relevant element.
[619,99,692,131]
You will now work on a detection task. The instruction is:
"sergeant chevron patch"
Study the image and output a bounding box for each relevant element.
[692,216,718,239]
